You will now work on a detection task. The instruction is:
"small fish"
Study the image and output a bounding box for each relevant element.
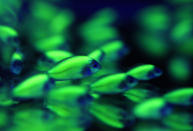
[162,110,193,131]
[46,104,91,130]
[138,6,169,31]
[46,86,93,106]
[0,25,18,44]
[80,8,118,46]
[163,87,193,106]
[34,35,68,52]
[168,57,191,82]
[84,8,117,27]
[101,40,129,60]
[89,101,129,128]
[12,74,54,99]
[89,40,129,63]
[90,73,138,94]
[134,98,173,119]
[47,56,101,80]
[127,64,162,80]
[49,10,75,34]
[46,104,82,118]
[10,50,23,74]
[11,108,55,131]
[36,50,73,71]
[124,83,159,103]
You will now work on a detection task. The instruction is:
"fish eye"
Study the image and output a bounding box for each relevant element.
[118,45,129,57]
[77,94,93,105]
[82,66,92,76]
[91,60,100,69]
[127,76,137,83]
[147,71,155,79]
[11,60,23,74]
[160,103,173,117]
[154,67,162,75]
[43,82,51,92]
[12,60,22,67]
[49,78,55,85]
[13,37,19,43]
[119,82,129,91]
[7,36,19,43]
[43,79,55,92]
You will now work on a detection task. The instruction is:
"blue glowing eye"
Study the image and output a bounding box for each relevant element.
[77,95,93,105]
[7,37,19,43]
[43,82,50,92]
[43,79,55,92]
[119,82,129,91]
[82,66,92,76]
[154,67,162,75]
[91,60,100,69]
[147,71,155,79]
[127,76,137,83]
[13,37,19,43]
[160,103,173,116]
[118,45,128,57]
[49,78,55,85]
[11,60,23,74]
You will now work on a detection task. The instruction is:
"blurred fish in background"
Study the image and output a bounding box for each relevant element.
[135,0,193,83]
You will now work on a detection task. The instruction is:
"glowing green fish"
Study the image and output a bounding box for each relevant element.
[124,83,158,103]
[10,50,23,74]
[88,40,128,63]
[48,56,101,80]
[90,73,138,94]
[168,57,191,82]
[89,101,128,128]
[34,35,67,52]
[163,87,193,106]
[46,86,92,106]
[12,74,54,99]
[163,110,193,131]
[127,64,162,80]
[138,6,170,31]
[134,98,172,119]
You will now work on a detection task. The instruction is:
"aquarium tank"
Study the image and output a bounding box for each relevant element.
[0,0,192,131]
